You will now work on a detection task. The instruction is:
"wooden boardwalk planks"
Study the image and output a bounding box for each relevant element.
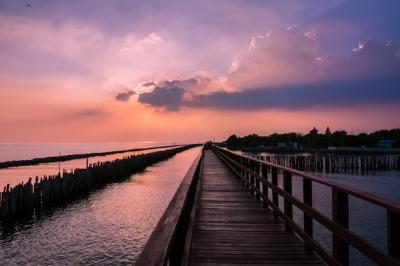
[189,150,324,265]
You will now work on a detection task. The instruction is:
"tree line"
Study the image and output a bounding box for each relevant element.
[225,128,400,149]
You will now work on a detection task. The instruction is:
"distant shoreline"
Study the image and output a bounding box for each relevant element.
[0,144,185,169]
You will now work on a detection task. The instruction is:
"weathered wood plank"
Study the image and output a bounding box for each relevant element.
[189,150,324,265]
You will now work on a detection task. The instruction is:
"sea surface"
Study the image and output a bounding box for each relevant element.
[0,146,201,265]
[0,142,179,163]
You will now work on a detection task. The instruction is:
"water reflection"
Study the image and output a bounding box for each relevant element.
[0,147,201,265]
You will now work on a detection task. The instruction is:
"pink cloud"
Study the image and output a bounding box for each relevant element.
[134,29,400,112]
[227,27,320,89]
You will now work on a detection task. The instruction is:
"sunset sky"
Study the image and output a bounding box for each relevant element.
[0,0,399,142]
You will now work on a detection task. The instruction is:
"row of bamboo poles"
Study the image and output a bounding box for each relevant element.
[0,145,197,220]
[257,153,400,173]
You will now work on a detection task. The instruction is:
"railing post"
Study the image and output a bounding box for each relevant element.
[244,158,249,190]
[272,168,278,216]
[388,210,400,259]
[332,188,349,265]
[255,161,261,201]
[240,157,245,186]
[251,160,256,195]
[261,164,268,208]
[303,178,313,251]
[283,171,293,231]
[248,159,253,193]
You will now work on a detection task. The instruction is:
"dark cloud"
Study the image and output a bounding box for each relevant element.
[322,40,400,81]
[189,76,400,110]
[116,78,201,109]
[115,90,136,102]
[163,78,197,88]
[138,86,185,111]
[135,78,202,110]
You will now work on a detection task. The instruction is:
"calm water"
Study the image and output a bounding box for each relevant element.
[0,147,201,265]
[0,146,178,188]
[0,142,178,162]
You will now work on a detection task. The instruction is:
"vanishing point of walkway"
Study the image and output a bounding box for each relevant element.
[189,150,324,265]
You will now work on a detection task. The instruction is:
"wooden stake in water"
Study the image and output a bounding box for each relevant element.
[58,152,61,175]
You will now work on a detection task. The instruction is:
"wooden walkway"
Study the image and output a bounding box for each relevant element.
[189,150,324,265]
[137,147,400,265]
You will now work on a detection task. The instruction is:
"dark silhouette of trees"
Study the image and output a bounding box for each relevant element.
[325,127,332,136]
[225,128,400,149]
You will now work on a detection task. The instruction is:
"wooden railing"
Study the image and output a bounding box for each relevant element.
[213,145,400,266]
[135,149,203,266]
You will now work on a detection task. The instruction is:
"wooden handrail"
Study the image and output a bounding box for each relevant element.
[135,149,203,266]
[214,146,400,212]
[213,145,400,265]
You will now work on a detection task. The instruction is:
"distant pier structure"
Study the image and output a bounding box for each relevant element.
[254,152,400,173]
